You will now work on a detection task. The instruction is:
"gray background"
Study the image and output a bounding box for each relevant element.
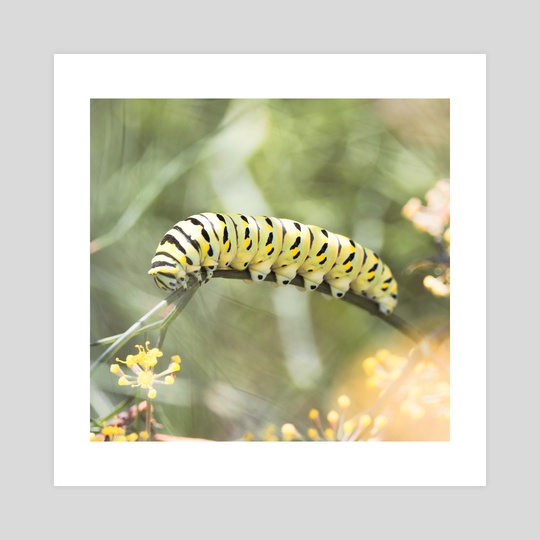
[4,0,534,536]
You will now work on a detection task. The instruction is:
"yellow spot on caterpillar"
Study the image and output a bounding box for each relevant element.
[205,244,211,253]
[382,282,389,290]
[317,254,326,263]
[224,240,230,251]
[266,243,274,254]
[266,223,273,231]
[291,248,299,257]
[367,271,375,280]
[344,262,352,271]
[245,238,252,249]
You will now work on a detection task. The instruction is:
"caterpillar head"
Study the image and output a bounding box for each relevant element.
[148,256,187,291]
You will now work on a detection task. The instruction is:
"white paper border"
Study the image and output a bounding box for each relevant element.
[54,54,486,486]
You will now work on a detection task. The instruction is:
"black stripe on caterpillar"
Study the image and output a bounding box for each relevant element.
[149,212,398,314]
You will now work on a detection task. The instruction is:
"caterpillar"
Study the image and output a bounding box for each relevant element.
[149,212,398,314]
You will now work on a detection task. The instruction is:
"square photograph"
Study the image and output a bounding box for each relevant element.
[89,98,450,444]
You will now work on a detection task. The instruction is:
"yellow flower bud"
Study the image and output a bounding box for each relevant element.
[139,431,150,441]
[281,423,298,441]
[110,364,120,374]
[165,375,175,384]
[327,410,339,426]
[307,428,319,440]
[324,428,335,440]
[343,419,356,436]
[308,408,320,421]
[171,355,181,364]
[147,388,157,399]
[338,395,351,410]
[118,376,130,386]
[362,357,377,376]
[102,425,125,437]
[359,414,372,428]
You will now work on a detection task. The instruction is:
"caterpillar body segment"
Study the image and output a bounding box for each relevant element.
[350,251,398,314]
[270,219,312,286]
[244,215,284,283]
[226,214,260,271]
[195,212,238,272]
[297,226,340,291]
[323,235,366,299]
[149,213,398,314]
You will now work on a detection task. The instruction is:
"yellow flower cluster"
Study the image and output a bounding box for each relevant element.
[402,180,451,297]
[296,397,386,441]
[363,349,407,390]
[402,180,450,238]
[363,349,449,420]
[242,396,388,442]
[110,342,181,399]
[90,424,151,442]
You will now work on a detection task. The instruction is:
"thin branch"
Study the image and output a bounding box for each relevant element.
[90,279,201,375]
[90,320,164,347]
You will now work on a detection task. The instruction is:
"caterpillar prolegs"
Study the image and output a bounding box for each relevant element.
[149,212,398,314]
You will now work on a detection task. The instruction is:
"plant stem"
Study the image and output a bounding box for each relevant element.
[90,279,201,375]
[145,399,152,438]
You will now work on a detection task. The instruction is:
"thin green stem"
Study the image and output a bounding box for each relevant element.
[90,279,201,375]
[90,321,164,347]
[90,396,136,429]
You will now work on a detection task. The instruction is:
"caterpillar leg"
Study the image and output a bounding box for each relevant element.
[191,270,204,284]
[273,271,295,286]
[301,277,321,292]
[328,284,348,299]
[176,275,189,290]
[203,265,217,283]
[247,268,270,283]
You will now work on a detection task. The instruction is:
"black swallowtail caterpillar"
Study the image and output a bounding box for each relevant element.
[149,212,398,314]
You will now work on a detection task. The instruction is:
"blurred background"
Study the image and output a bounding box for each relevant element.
[90,99,450,441]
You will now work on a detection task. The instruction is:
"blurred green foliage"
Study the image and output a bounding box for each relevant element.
[90,99,449,441]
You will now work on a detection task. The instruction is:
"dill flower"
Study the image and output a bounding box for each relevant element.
[261,424,279,442]
[362,349,450,421]
[402,180,451,298]
[110,342,181,399]
[281,423,302,441]
[91,422,144,442]
[298,396,378,441]
[402,180,450,238]
[423,274,450,297]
